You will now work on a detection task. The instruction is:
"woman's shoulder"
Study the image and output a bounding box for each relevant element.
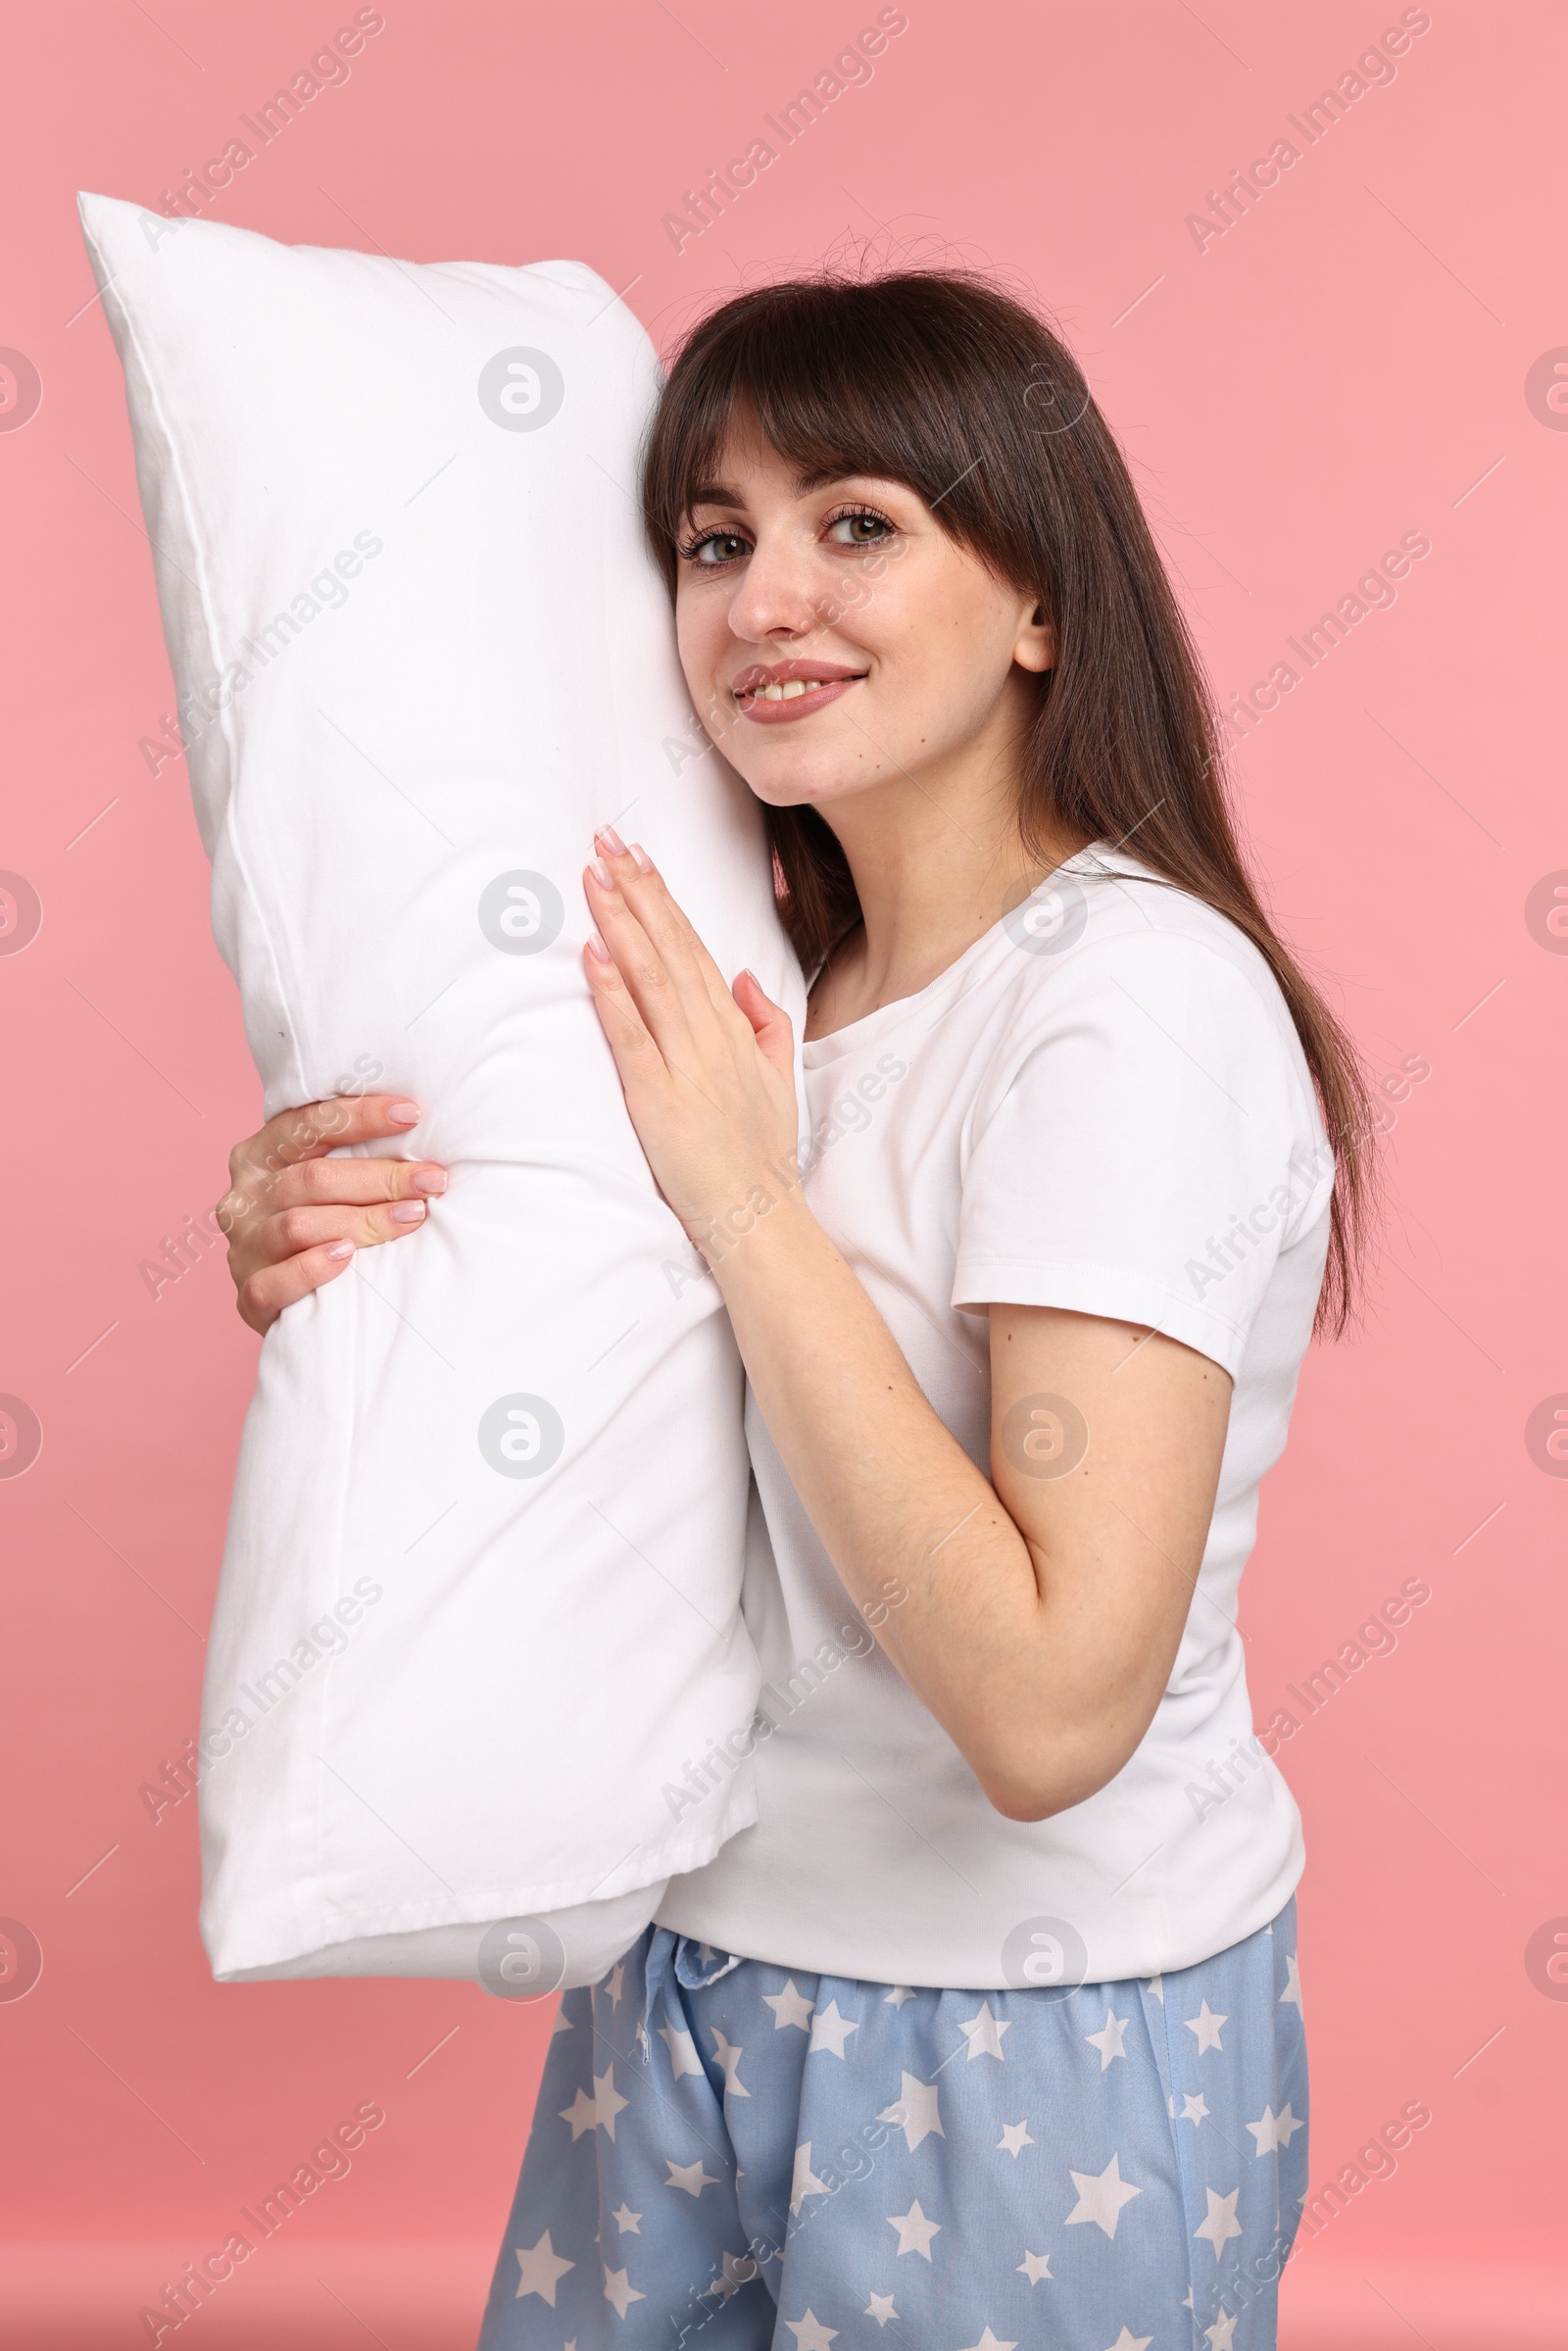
[1003,847,1300,1037]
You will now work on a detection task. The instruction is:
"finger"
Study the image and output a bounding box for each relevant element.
[237,1239,355,1335]
[250,1198,431,1267]
[241,1154,448,1217]
[228,1092,423,1192]
[583,862,699,1063]
[732,969,796,1082]
[582,931,670,1099]
[593,831,737,1020]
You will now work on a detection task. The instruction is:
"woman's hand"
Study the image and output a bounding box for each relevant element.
[217,1093,448,1335]
[582,827,801,1259]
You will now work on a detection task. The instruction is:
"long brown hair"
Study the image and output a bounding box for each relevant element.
[641,268,1375,1335]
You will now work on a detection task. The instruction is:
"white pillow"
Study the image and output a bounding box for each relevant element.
[78,192,802,1989]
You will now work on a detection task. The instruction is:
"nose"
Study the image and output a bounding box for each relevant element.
[724,525,824,645]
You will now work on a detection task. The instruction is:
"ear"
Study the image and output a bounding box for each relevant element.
[1013,600,1056,674]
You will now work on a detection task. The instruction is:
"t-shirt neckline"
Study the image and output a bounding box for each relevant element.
[801,841,1127,1069]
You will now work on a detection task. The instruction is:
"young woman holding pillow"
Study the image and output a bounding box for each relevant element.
[220,274,1371,2348]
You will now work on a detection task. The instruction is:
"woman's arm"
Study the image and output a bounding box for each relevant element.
[583,833,1231,1823]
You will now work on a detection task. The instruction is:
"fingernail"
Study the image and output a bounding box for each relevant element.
[388,1101,420,1126]
[412,1166,448,1195]
[390,1200,426,1224]
[630,841,655,873]
[590,857,613,888]
[326,1242,354,1260]
[597,824,628,856]
[586,932,612,962]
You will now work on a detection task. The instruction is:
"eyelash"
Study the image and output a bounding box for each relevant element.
[675,502,897,567]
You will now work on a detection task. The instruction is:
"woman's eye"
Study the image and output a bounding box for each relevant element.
[683,530,750,566]
[826,510,894,547]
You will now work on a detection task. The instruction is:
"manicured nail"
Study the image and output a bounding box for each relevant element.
[325,1241,354,1260]
[387,1101,420,1126]
[586,932,612,961]
[630,841,655,874]
[597,823,628,856]
[412,1166,448,1195]
[590,857,613,888]
[390,1200,425,1224]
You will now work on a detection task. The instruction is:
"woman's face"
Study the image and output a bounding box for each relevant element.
[672,419,1054,819]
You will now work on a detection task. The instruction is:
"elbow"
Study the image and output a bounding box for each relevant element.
[975,1738,1131,1826]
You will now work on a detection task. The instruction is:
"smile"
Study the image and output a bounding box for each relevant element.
[731,665,866,724]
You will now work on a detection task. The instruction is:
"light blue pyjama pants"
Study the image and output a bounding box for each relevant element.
[476,1899,1307,2350]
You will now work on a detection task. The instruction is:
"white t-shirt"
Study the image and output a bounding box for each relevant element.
[656,846,1333,1988]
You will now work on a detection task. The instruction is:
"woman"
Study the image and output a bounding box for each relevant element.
[220,271,1371,2348]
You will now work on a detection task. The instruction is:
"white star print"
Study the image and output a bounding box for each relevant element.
[1145,1975,1164,2001]
[887,2198,941,2259]
[611,2203,640,2232]
[1280,1952,1303,2009]
[705,2250,760,2301]
[512,2230,573,2304]
[1184,1999,1227,2053]
[659,2021,706,2080]
[664,2157,718,2197]
[764,1977,815,2032]
[1018,2249,1053,2282]
[1085,2008,1130,2070]
[1065,2153,1143,2238]
[1195,2185,1244,2254]
[808,1999,859,2058]
[1206,2311,1238,2349]
[709,2026,750,2096]
[602,2266,645,2317]
[877,2071,944,2152]
[559,2067,629,2141]
[865,2290,899,2326]
[1247,2102,1304,2155]
[998,2120,1034,2157]
[959,2331,1018,2351]
[957,1999,1011,2060]
[884,1983,916,2007]
[606,1961,624,2006]
[1182,2092,1210,2126]
[785,2313,837,2350]
[790,2142,831,2216]
[1102,2331,1152,2351]
[550,2005,573,2035]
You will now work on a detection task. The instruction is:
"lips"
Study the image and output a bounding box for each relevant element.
[731,659,867,724]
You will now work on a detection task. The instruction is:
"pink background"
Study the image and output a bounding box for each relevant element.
[2,3,1564,2344]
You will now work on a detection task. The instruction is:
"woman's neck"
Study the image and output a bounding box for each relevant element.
[804,714,1086,1038]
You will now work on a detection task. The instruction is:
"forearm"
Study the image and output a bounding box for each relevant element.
[710,1192,1137,1815]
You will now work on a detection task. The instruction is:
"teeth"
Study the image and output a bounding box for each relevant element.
[756,678,824,701]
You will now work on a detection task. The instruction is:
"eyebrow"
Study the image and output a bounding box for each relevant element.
[684,466,882,513]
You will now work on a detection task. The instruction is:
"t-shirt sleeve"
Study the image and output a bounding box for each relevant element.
[952,931,1333,1377]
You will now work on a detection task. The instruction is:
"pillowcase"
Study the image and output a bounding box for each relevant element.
[77,192,803,1988]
